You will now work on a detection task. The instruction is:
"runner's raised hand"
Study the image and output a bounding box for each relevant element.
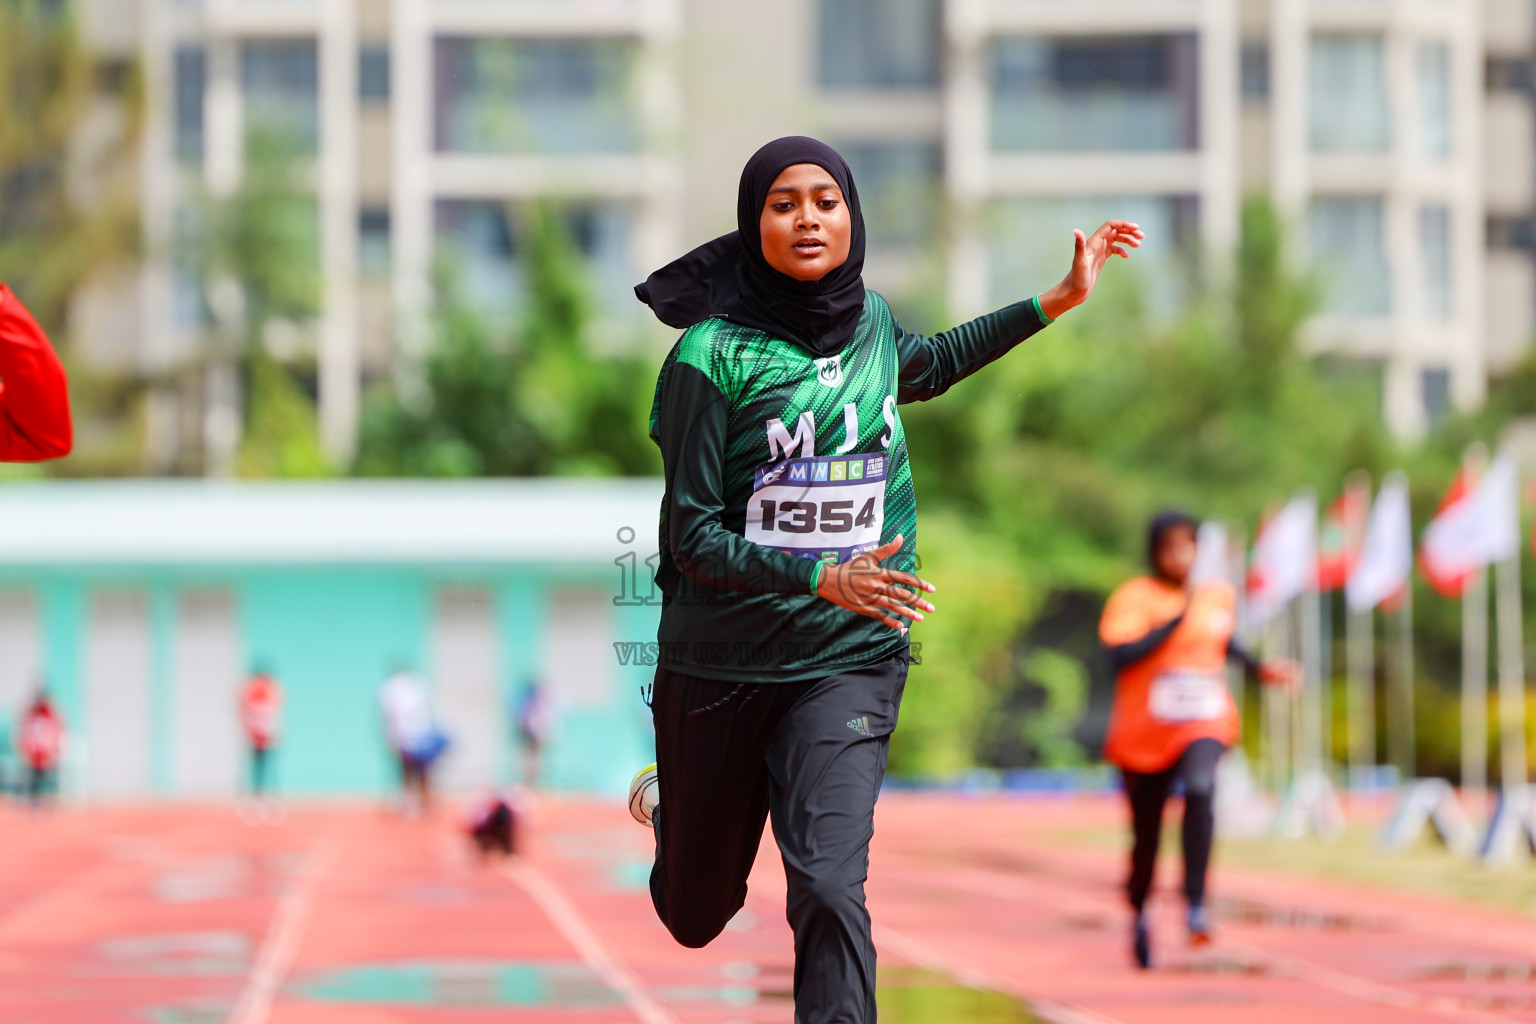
[814,534,936,633]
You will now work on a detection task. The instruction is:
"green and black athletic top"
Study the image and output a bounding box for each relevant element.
[648,290,1054,682]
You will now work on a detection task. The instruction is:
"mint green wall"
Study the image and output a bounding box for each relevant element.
[5,563,661,799]
[240,570,428,795]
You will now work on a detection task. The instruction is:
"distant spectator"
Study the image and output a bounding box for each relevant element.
[379,663,449,815]
[240,664,284,799]
[514,680,557,789]
[18,689,62,807]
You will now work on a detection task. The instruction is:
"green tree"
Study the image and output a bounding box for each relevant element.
[355,202,659,478]
[179,127,326,477]
[0,0,142,476]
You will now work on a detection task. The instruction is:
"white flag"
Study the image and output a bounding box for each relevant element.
[1247,495,1317,625]
[1191,521,1230,586]
[1345,475,1411,614]
[1421,451,1519,584]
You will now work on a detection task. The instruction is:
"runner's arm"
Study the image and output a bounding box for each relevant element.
[0,286,72,461]
[1103,614,1186,672]
[1226,638,1262,681]
[893,298,1052,404]
[653,359,823,597]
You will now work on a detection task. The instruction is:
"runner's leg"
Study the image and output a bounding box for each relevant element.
[649,666,791,948]
[1124,764,1174,912]
[1175,738,1225,909]
[766,655,908,1024]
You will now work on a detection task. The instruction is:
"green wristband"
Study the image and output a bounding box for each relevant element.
[1031,294,1055,324]
[809,558,828,597]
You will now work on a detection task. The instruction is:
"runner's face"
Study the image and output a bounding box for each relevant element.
[759,163,852,282]
[1155,525,1198,586]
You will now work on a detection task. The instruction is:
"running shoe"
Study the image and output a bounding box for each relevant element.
[628,763,659,827]
[1188,904,1213,947]
[1132,911,1151,970]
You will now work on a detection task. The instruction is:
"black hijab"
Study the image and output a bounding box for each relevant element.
[1147,510,1200,578]
[634,136,867,358]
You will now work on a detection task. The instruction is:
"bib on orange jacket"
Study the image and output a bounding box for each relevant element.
[1100,576,1240,774]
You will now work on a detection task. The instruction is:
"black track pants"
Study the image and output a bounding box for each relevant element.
[649,656,908,1024]
[1122,737,1225,913]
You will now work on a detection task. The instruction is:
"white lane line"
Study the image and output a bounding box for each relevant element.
[225,841,337,1024]
[882,847,1524,1024]
[501,858,676,1024]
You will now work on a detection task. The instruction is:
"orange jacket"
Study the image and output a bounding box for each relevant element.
[1100,577,1240,773]
[0,286,72,461]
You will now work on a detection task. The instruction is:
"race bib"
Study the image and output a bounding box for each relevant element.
[744,453,886,562]
[1148,670,1227,723]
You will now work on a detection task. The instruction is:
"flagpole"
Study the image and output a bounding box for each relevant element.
[1495,452,1527,800]
[1464,565,1489,822]
[1320,585,1333,776]
[1346,588,1375,794]
[1398,567,1416,782]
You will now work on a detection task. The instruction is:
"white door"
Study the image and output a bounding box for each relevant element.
[0,591,40,729]
[84,590,152,799]
[172,590,242,797]
[431,588,499,791]
[545,589,613,710]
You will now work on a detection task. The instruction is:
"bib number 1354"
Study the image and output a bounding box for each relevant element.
[744,453,886,562]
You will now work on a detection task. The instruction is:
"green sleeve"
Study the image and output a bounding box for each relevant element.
[891,296,1052,404]
[652,354,821,597]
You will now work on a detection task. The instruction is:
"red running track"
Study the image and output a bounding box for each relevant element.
[0,794,1534,1023]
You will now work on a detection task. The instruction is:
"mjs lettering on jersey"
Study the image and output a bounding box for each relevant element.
[745,402,893,563]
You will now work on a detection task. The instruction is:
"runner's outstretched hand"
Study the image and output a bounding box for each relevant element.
[814,534,936,634]
[1037,219,1144,320]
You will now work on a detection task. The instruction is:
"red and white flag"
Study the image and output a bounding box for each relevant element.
[1317,488,1368,592]
[1420,452,1519,598]
[1345,475,1411,614]
[1247,495,1317,625]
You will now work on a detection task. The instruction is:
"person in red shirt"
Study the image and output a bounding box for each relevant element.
[240,665,284,798]
[1100,511,1296,968]
[0,286,73,462]
[18,689,63,806]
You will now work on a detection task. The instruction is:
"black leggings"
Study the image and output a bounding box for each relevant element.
[1122,738,1225,912]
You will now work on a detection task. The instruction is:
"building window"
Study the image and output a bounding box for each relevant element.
[1420,203,1452,320]
[1421,366,1451,424]
[359,45,390,103]
[242,41,319,151]
[992,34,1200,152]
[434,200,636,318]
[1417,41,1452,159]
[1487,55,1535,93]
[1488,214,1536,251]
[987,194,1196,311]
[359,207,391,277]
[837,142,941,248]
[1309,34,1390,152]
[174,46,206,166]
[1308,196,1390,316]
[819,0,940,88]
[1240,41,1269,102]
[434,38,639,155]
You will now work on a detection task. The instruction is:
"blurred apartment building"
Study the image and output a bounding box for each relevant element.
[73,0,1536,453]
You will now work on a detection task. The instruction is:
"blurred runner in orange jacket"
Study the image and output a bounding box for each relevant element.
[0,286,72,462]
[1101,511,1296,969]
[240,667,284,797]
[19,690,63,806]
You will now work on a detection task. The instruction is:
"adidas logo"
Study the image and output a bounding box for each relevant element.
[846,716,871,737]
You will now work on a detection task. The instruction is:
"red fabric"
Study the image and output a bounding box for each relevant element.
[1317,490,1367,591]
[240,676,284,749]
[0,286,71,461]
[19,702,62,771]
[1420,468,1473,598]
